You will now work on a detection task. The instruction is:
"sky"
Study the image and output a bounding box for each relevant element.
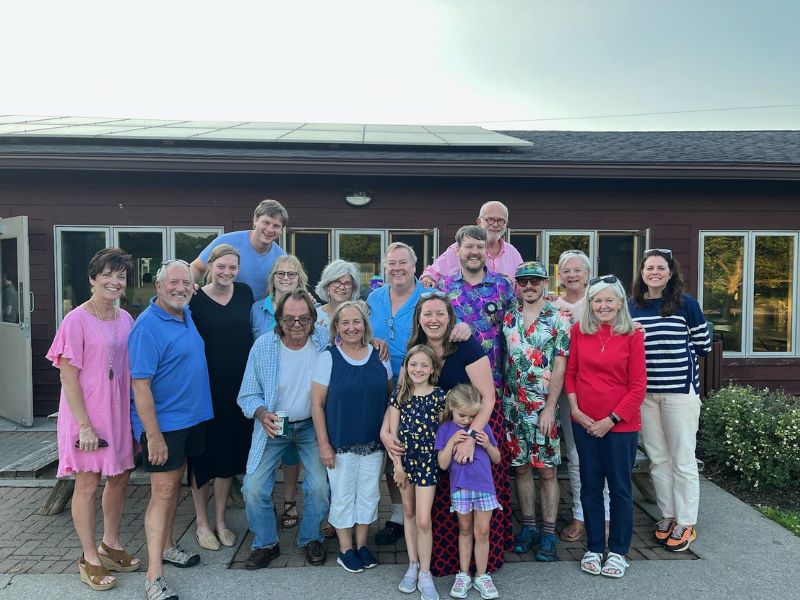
[3,0,799,131]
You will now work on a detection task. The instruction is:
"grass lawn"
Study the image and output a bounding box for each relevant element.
[757,506,800,536]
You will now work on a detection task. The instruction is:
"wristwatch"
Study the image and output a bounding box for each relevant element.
[608,413,621,425]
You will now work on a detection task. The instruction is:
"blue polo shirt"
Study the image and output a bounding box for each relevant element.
[367,279,424,378]
[129,298,213,439]
[198,230,285,301]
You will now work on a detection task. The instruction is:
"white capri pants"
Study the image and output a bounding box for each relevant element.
[327,450,384,529]
[640,391,701,526]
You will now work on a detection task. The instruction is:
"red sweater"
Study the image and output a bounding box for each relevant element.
[564,322,646,432]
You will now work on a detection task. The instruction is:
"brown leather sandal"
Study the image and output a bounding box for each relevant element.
[560,519,586,542]
[98,542,141,572]
[79,556,116,590]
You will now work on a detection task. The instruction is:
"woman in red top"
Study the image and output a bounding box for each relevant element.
[564,275,646,579]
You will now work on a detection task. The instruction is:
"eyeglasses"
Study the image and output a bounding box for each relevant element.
[330,279,354,290]
[479,216,507,227]
[420,291,448,300]
[282,315,312,327]
[386,317,395,339]
[275,271,299,280]
[643,248,673,259]
[516,277,546,288]
[589,275,619,286]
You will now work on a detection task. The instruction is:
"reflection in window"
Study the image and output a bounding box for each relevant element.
[173,231,219,264]
[752,236,794,353]
[59,230,107,317]
[118,231,164,319]
[338,233,383,299]
[1,239,20,324]
[702,235,744,352]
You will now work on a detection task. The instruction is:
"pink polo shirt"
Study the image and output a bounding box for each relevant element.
[422,239,524,284]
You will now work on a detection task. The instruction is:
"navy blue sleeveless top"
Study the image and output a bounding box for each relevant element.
[324,346,387,451]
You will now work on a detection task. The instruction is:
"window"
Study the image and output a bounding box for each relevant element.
[700,232,798,356]
[55,226,223,324]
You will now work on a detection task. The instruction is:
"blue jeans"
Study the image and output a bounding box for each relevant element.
[572,423,637,555]
[242,419,330,549]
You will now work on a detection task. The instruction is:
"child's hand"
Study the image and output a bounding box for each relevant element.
[474,431,491,449]
[449,429,470,446]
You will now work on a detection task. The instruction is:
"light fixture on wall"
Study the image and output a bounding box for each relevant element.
[345,184,373,207]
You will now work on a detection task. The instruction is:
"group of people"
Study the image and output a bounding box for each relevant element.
[47,198,711,600]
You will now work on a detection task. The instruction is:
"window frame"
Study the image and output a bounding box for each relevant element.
[698,230,799,358]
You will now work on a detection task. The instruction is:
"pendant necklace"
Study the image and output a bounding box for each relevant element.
[599,330,614,353]
[90,297,118,380]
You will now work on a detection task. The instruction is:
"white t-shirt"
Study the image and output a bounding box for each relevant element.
[276,339,321,421]
[312,345,393,387]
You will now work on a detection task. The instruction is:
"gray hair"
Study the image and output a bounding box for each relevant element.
[156,259,193,286]
[558,250,591,280]
[478,200,509,218]
[579,277,634,336]
[253,199,289,226]
[385,242,417,265]
[329,300,374,347]
[315,259,361,302]
[455,225,487,245]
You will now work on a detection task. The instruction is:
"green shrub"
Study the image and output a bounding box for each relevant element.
[699,384,800,490]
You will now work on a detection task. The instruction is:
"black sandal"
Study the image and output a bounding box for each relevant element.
[280,501,299,528]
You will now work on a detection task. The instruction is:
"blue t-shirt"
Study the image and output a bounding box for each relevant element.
[128,298,214,439]
[434,420,497,495]
[198,230,285,301]
[367,279,424,378]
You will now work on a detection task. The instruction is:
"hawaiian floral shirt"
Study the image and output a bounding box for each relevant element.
[438,269,516,393]
[501,302,571,467]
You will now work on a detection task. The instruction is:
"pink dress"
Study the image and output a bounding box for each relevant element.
[46,307,135,477]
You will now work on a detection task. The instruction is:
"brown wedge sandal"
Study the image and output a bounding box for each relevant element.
[98,541,141,572]
[79,556,116,591]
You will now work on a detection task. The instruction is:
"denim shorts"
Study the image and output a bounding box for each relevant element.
[450,489,501,514]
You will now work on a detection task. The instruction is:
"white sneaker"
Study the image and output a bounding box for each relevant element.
[399,562,419,593]
[417,571,439,600]
[473,574,499,600]
[449,572,472,599]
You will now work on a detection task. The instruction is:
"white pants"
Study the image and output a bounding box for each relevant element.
[641,392,701,526]
[327,451,384,529]
[560,393,610,521]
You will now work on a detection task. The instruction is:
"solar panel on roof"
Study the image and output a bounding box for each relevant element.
[0,116,532,147]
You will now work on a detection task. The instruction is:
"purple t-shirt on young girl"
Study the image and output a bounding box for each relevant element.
[434,421,497,495]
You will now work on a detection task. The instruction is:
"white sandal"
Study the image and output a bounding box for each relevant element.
[580,551,602,575]
[601,552,629,578]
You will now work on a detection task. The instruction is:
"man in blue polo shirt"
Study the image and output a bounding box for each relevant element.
[129,259,213,600]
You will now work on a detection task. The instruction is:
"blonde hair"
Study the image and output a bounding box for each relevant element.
[267,254,308,298]
[395,345,441,408]
[206,244,240,284]
[441,383,482,424]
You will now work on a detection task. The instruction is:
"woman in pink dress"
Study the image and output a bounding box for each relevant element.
[47,248,139,591]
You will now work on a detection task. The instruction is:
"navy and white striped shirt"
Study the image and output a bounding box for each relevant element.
[628,294,712,394]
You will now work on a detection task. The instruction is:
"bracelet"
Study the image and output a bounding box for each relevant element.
[608,413,621,425]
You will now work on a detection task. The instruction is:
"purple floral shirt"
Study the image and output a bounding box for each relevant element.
[438,269,516,393]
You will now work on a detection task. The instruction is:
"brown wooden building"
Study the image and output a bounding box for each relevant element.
[1,118,799,423]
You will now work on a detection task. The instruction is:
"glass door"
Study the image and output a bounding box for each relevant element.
[115,229,166,318]
[291,230,332,296]
[335,230,385,299]
[544,231,594,294]
[0,216,33,426]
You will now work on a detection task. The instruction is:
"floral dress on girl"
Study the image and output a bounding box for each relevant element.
[388,387,446,486]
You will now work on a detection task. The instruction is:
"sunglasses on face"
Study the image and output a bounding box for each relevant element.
[643,248,673,260]
[516,277,546,288]
[589,275,619,286]
[282,315,312,327]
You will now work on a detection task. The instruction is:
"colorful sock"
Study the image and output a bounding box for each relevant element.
[390,503,405,525]
[541,521,556,535]
[522,515,536,529]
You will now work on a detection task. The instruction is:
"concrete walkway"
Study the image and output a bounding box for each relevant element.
[0,480,797,600]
